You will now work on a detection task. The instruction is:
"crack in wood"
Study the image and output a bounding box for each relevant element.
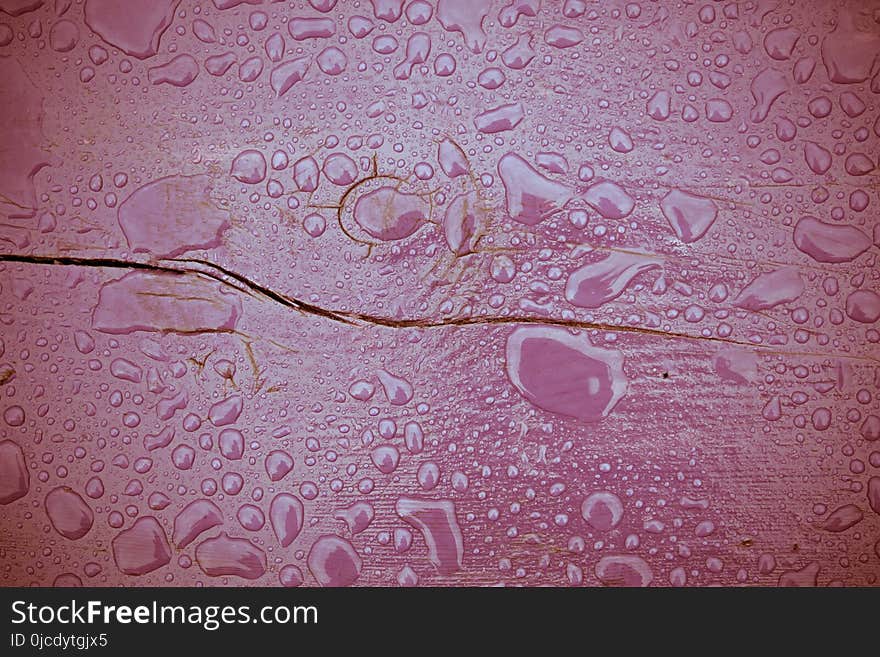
[0,251,875,362]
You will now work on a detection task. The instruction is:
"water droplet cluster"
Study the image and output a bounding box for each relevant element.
[0,0,878,587]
